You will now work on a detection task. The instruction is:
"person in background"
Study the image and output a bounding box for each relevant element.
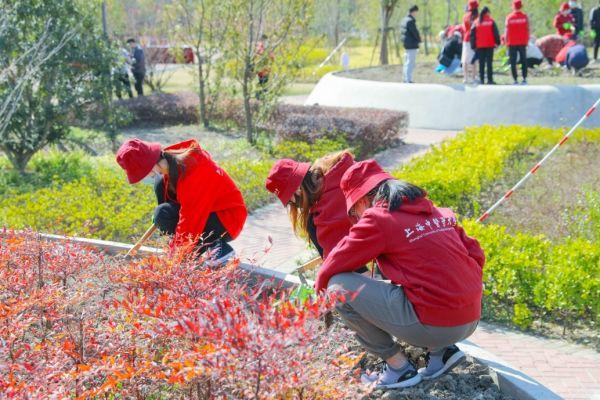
[114,46,133,99]
[555,33,577,65]
[569,1,585,37]
[255,34,273,99]
[116,139,247,263]
[341,49,350,70]
[536,34,567,66]
[505,0,529,85]
[566,39,590,74]
[591,0,600,62]
[315,160,484,389]
[400,5,422,83]
[127,38,146,97]
[525,36,544,68]
[554,3,575,36]
[436,31,463,75]
[471,6,501,85]
[462,0,479,84]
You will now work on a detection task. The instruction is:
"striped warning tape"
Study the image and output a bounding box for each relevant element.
[477,97,600,223]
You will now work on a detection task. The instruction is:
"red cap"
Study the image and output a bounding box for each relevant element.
[560,2,570,11]
[468,0,479,11]
[265,159,311,206]
[340,160,393,213]
[115,138,162,184]
[512,0,522,10]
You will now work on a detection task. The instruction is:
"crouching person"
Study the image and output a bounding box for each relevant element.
[315,160,485,389]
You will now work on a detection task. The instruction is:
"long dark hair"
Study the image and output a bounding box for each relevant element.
[160,144,198,200]
[366,179,426,211]
[288,150,353,237]
[479,6,490,23]
[470,7,479,23]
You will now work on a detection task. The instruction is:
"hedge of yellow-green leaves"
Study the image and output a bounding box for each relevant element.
[394,126,600,330]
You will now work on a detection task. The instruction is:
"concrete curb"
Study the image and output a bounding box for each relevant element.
[305,72,600,130]
[16,232,562,400]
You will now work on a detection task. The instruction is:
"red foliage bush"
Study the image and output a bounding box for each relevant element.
[211,99,408,157]
[115,92,200,127]
[0,230,365,399]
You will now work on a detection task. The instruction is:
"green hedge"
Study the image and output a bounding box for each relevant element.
[394,125,600,331]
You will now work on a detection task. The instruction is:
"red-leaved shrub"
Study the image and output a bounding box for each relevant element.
[115,92,200,127]
[0,229,365,399]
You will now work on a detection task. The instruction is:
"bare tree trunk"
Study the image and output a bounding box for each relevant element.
[333,0,341,46]
[243,62,254,144]
[197,51,209,128]
[446,0,451,28]
[379,1,398,65]
[101,1,108,37]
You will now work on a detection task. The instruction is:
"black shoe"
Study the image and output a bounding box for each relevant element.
[201,239,235,267]
[487,81,497,85]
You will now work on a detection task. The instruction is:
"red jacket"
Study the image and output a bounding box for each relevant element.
[462,12,475,42]
[505,11,529,46]
[316,197,485,327]
[554,13,574,36]
[555,40,576,64]
[162,140,247,247]
[473,15,499,49]
[309,153,355,258]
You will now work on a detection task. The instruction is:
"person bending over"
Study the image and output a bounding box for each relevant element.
[116,139,247,263]
[315,160,484,389]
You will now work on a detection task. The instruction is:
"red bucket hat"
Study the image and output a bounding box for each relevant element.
[265,159,311,206]
[115,138,162,184]
[340,160,393,213]
[512,0,522,10]
[560,2,570,11]
[468,0,479,11]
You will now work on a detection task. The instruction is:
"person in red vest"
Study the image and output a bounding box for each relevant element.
[116,139,247,263]
[505,0,530,84]
[470,6,501,84]
[315,160,484,389]
[265,151,358,262]
[554,3,575,36]
[461,0,479,83]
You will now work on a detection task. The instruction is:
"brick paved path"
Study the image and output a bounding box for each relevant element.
[470,322,600,400]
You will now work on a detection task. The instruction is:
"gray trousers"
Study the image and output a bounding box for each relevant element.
[328,273,478,360]
[403,49,418,83]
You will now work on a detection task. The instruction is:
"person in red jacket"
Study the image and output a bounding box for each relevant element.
[506,0,530,84]
[554,3,575,36]
[265,151,357,262]
[116,138,247,262]
[555,33,577,65]
[316,160,484,389]
[470,6,501,84]
[461,0,479,83]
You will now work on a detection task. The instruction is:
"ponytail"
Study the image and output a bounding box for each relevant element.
[367,179,426,211]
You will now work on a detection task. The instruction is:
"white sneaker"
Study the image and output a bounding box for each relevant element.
[361,362,422,389]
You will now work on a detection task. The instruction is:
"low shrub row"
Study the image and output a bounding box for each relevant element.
[213,99,408,158]
[0,230,360,398]
[115,92,201,127]
[463,220,599,330]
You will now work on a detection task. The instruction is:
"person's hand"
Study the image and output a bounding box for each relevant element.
[314,273,327,294]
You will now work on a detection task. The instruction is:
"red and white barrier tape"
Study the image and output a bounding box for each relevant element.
[477,97,600,223]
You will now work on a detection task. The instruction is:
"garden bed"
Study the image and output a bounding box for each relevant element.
[0,230,516,399]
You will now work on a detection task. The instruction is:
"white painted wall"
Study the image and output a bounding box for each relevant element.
[305,73,600,130]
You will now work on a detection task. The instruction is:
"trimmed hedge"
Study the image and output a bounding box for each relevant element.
[213,99,408,157]
[115,92,200,127]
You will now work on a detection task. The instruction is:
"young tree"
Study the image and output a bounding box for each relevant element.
[379,0,399,65]
[167,0,230,128]
[227,0,314,144]
[0,0,115,174]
